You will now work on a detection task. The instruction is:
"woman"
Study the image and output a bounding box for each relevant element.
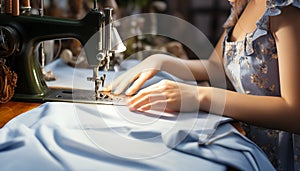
[104,0,300,169]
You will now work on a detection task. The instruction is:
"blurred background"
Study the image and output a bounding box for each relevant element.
[30,0,230,66]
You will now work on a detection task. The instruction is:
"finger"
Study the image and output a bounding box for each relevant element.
[112,72,141,94]
[102,83,112,92]
[103,79,125,93]
[138,100,168,112]
[103,72,126,92]
[128,84,162,105]
[125,71,156,96]
[129,93,165,111]
[113,76,136,95]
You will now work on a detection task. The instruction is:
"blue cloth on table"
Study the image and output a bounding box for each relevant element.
[0,102,275,171]
[163,123,274,171]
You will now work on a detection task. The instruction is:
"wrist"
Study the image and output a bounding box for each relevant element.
[197,86,211,112]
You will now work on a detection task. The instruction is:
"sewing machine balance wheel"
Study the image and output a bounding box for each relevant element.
[0,26,20,58]
[0,26,19,103]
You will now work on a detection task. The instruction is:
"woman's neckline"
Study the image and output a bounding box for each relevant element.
[226,27,254,44]
[228,0,266,42]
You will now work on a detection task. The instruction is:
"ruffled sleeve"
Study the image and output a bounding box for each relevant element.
[267,0,300,16]
[254,0,300,40]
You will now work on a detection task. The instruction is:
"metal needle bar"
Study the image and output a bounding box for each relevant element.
[39,0,44,16]
[93,0,97,10]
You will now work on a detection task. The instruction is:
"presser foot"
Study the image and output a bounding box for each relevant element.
[95,91,128,105]
[95,91,109,100]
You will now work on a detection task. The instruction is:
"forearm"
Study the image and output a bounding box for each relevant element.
[156,55,224,83]
[199,87,300,133]
[159,31,226,82]
[159,55,209,81]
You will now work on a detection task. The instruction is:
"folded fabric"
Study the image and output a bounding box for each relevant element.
[162,123,275,171]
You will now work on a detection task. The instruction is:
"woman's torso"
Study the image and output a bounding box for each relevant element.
[222,0,300,170]
[223,0,280,96]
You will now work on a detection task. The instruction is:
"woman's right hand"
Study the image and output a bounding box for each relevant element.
[103,55,163,95]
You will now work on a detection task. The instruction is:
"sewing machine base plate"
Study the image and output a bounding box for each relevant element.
[46,89,127,105]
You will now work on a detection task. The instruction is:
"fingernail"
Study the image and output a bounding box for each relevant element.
[125,89,132,96]
[103,84,111,90]
[129,106,136,111]
[137,107,146,112]
[113,89,121,95]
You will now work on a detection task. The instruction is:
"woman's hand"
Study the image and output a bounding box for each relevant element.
[128,80,201,113]
[103,55,163,95]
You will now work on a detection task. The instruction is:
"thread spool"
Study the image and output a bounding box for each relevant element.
[12,0,19,16]
[5,0,12,14]
[21,0,31,12]
[22,0,30,8]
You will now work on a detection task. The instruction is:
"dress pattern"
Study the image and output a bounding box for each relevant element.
[222,0,300,170]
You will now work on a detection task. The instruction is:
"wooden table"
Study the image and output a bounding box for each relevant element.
[0,101,41,128]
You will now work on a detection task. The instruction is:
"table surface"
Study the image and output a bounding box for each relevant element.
[0,101,41,128]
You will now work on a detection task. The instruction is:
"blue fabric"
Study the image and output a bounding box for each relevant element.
[163,123,275,171]
[0,102,275,171]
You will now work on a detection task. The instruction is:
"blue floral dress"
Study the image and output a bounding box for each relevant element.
[223,0,300,170]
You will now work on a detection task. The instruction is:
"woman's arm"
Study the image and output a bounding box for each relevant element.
[129,6,300,133]
[199,6,300,133]
[160,32,227,84]
[104,32,227,95]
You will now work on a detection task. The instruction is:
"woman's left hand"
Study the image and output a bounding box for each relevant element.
[128,80,200,113]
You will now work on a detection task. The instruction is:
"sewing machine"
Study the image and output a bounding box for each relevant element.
[0,0,124,104]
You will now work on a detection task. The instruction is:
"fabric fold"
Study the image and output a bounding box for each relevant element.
[162,123,275,171]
